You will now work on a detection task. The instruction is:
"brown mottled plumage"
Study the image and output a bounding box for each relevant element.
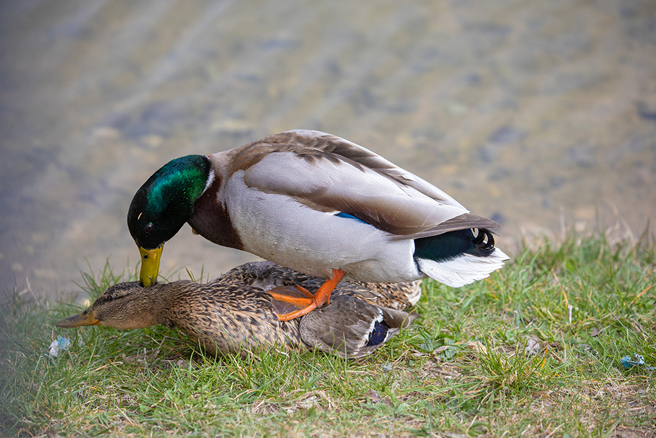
[56,262,421,358]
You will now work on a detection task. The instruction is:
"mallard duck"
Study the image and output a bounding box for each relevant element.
[56,262,420,359]
[127,130,508,320]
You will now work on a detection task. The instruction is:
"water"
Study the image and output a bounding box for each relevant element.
[1,0,655,299]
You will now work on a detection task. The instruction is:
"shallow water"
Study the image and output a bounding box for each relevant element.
[1,0,655,299]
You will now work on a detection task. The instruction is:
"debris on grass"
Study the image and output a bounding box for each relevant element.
[47,336,71,358]
[466,341,487,354]
[590,326,600,337]
[524,336,542,356]
[621,354,655,371]
[364,389,382,403]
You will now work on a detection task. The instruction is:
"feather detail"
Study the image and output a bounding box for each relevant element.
[388,213,501,241]
[299,295,419,358]
[416,248,510,288]
[414,228,509,287]
[228,130,473,238]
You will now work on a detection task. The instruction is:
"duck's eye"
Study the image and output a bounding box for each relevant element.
[145,222,154,234]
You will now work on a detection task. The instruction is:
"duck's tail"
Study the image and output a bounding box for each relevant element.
[414,228,509,287]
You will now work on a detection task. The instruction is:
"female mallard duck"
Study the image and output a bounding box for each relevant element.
[56,262,420,359]
[128,130,508,320]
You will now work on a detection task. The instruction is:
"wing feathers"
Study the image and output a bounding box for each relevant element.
[233,130,489,240]
[299,295,418,358]
[388,214,502,241]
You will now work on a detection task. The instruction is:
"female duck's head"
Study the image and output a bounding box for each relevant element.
[127,155,211,286]
[55,282,164,330]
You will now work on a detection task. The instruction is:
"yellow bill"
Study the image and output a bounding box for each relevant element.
[55,309,99,328]
[139,244,163,287]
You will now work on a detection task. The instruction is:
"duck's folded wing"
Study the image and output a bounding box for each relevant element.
[299,295,419,358]
[239,130,498,239]
[330,280,423,310]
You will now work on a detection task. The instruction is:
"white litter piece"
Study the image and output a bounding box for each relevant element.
[524,337,541,356]
[47,336,71,358]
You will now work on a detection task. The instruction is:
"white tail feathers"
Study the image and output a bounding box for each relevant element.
[416,248,509,288]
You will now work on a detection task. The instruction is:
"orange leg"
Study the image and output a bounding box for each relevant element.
[267,285,315,306]
[267,269,345,321]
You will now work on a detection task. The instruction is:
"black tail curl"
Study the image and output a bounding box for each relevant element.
[471,228,495,257]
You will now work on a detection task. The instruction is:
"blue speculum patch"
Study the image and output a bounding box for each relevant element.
[335,212,369,225]
[366,321,390,347]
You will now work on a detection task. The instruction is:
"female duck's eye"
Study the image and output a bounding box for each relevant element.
[145,222,154,234]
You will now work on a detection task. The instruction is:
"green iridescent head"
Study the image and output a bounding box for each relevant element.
[127,155,211,285]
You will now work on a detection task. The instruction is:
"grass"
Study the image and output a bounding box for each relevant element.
[0,231,654,437]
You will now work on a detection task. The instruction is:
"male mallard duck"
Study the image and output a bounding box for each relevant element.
[56,262,420,359]
[128,130,508,320]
